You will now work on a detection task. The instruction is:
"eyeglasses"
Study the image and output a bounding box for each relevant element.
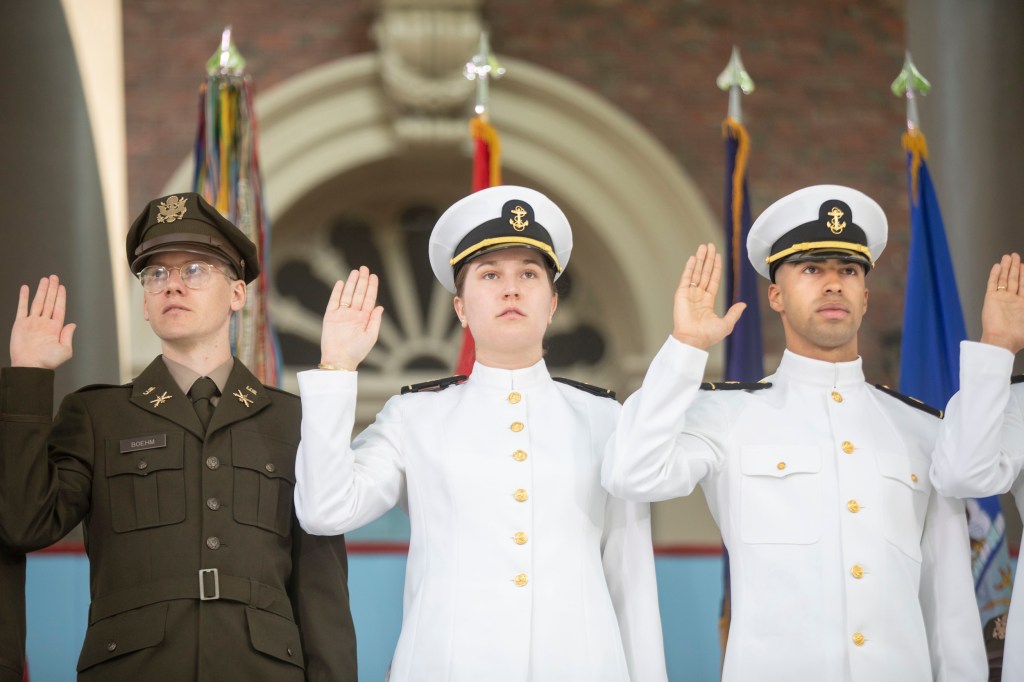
[137,261,233,294]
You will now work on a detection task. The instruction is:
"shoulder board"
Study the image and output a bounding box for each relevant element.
[873,384,943,418]
[263,385,297,398]
[552,377,616,400]
[700,381,772,391]
[75,382,128,394]
[1012,375,1024,385]
[401,375,467,395]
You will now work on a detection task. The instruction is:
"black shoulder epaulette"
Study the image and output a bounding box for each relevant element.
[873,384,943,418]
[700,381,772,391]
[75,382,128,394]
[1012,375,1024,385]
[552,377,616,400]
[401,375,466,395]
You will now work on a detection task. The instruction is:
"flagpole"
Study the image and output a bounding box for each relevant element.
[717,46,754,125]
[454,32,505,376]
[891,53,1011,677]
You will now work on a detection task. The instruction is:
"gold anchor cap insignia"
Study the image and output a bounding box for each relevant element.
[826,207,846,234]
[233,389,253,407]
[509,205,529,232]
[150,391,172,407]
[157,195,188,223]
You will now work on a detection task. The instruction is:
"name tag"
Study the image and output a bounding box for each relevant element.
[120,434,167,453]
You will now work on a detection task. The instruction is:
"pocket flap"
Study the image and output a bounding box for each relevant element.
[77,602,167,672]
[876,451,932,494]
[105,432,183,477]
[232,431,296,483]
[246,607,305,669]
[741,445,820,478]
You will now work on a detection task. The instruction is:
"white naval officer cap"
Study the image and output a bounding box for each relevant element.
[429,185,573,294]
[746,184,888,282]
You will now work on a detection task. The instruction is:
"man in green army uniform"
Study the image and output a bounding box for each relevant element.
[0,193,357,681]
[0,549,25,682]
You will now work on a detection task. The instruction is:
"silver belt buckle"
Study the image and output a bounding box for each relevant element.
[199,568,220,600]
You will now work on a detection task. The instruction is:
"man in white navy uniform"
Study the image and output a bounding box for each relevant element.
[603,185,989,681]
[294,186,667,681]
[931,252,1024,681]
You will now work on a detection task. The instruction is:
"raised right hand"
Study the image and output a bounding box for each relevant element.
[10,275,77,369]
[319,266,385,371]
[980,252,1024,354]
[671,243,746,350]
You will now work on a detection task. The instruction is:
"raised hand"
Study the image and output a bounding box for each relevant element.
[10,275,77,369]
[671,243,746,350]
[980,252,1024,354]
[319,266,385,371]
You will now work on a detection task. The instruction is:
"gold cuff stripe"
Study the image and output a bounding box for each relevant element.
[766,241,873,265]
[450,237,562,271]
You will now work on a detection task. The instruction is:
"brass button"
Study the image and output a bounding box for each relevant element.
[852,632,865,647]
[265,462,276,473]
[847,500,861,513]
[776,461,786,470]
[513,573,529,587]
[851,564,865,579]
[831,391,843,403]
[508,391,522,404]
[841,441,854,454]
[513,488,529,502]
[206,456,220,470]
[910,473,918,483]
[137,460,148,471]
[206,536,221,550]
[512,450,527,462]
[206,497,221,511]
[513,531,528,545]
[106,641,117,652]
[510,421,525,433]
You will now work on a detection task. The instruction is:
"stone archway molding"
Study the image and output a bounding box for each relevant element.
[153,54,720,379]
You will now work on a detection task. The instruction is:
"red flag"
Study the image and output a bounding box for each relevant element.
[454,116,502,376]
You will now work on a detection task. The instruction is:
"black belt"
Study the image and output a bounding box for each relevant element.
[88,568,293,624]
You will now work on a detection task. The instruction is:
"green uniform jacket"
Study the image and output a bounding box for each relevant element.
[0,358,357,682]
[0,547,25,682]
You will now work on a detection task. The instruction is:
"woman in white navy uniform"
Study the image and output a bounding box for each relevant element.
[293,186,667,681]
[931,252,1024,681]
[603,185,989,681]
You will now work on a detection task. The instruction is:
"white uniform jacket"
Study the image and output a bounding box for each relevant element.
[295,360,667,682]
[602,337,986,682]
[932,341,1024,680]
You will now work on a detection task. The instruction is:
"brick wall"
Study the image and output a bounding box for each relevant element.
[125,0,912,385]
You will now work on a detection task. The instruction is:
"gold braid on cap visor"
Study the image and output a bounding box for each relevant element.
[450,237,563,271]
[765,240,873,266]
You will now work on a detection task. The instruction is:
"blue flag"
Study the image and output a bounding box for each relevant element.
[898,129,1013,631]
[722,118,763,382]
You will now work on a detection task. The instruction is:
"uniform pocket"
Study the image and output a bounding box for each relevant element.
[105,432,186,533]
[876,451,932,561]
[77,602,167,672]
[740,445,822,545]
[232,430,296,537]
[246,607,305,669]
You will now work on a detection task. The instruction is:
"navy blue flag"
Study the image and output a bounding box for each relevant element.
[722,118,763,382]
[898,129,1013,632]
[719,117,764,662]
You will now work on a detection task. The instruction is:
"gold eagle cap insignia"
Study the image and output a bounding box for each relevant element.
[826,207,846,234]
[157,195,188,223]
